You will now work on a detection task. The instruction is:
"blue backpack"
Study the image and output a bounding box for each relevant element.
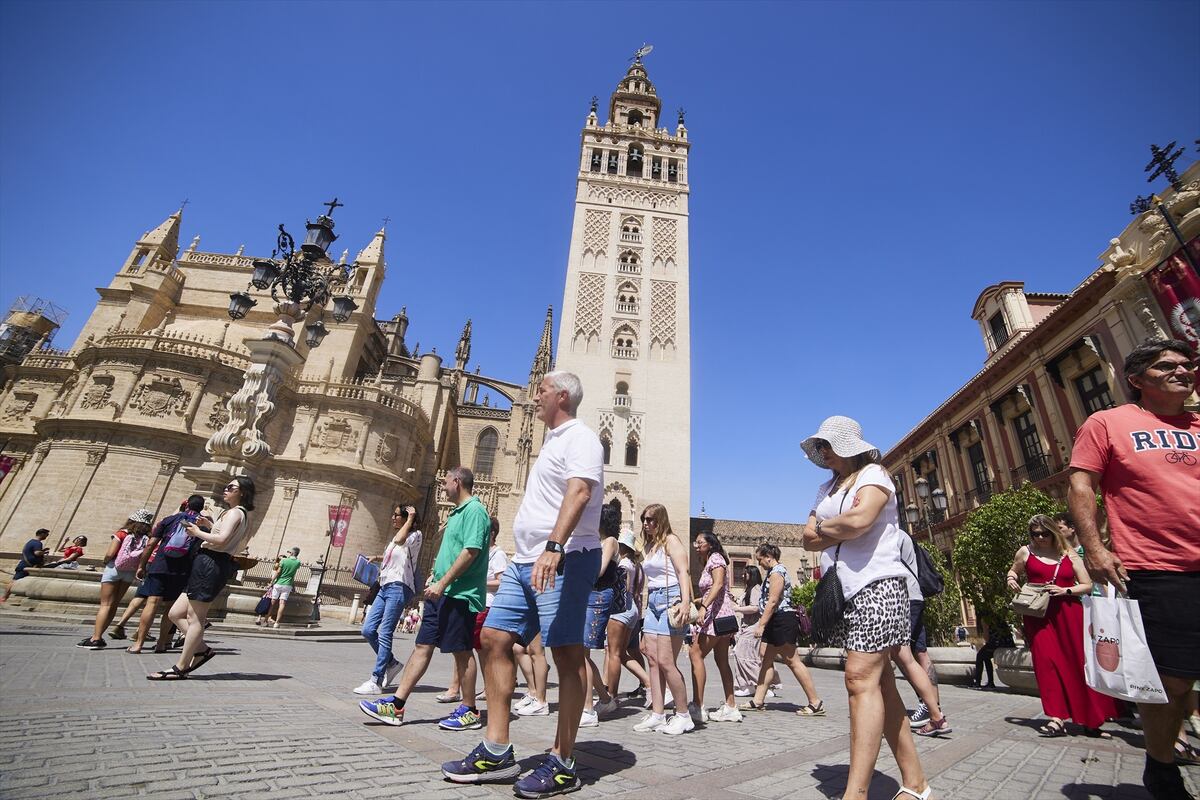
[160,513,197,558]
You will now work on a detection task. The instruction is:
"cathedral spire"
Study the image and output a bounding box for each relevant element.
[455,318,472,369]
[142,209,182,258]
[608,56,661,128]
[355,227,386,267]
[528,305,554,392]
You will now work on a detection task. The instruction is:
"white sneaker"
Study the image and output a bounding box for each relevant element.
[659,713,695,736]
[579,709,599,728]
[733,688,753,697]
[766,689,779,698]
[633,712,667,732]
[516,699,549,716]
[513,693,534,711]
[594,697,619,718]
[353,679,383,695]
[383,660,404,688]
[711,704,744,723]
[687,702,709,725]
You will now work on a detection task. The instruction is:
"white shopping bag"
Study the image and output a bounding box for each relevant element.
[1082,584,1168,704]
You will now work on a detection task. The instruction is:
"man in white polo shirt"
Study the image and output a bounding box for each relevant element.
[441,371,603,799]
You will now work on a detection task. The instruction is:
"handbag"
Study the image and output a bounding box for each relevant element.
[712,614,738,636]
[1010,556,1063,618]
[668,599,700,628]
[810,544,844,642]
[1082,584,1168,703]
[254,593,272,616]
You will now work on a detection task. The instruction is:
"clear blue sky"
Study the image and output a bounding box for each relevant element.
[2,1,1197,522]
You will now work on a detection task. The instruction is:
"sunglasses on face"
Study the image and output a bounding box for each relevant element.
[1148,360,1197,374]
[224,484,238,491]
[1029,530,1051,538]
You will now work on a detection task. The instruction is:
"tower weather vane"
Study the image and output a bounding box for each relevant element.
[631,43,653,64]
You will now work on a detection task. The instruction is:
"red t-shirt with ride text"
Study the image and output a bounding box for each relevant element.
[1070,404,1200,572]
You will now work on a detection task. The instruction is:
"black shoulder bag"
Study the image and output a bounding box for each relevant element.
[810,487,851,643]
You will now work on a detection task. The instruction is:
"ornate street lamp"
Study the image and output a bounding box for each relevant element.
[931,487,948,512]
[907,479,948,531]
[227,198,359,347]
[1130,142,1199,274]
[914,476,930,500]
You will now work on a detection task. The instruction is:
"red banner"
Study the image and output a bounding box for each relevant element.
[328,505,352,548]
[0,456,13,483]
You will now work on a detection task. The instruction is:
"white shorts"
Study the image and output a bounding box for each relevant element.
[269,584,293,601]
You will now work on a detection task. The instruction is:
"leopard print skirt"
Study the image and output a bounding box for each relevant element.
[827,577,910,653]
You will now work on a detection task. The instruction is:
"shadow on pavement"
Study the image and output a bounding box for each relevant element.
[572,739,638,784]
[186,672,291,681]
[810,763,901,799]
[1062,782,1151,799]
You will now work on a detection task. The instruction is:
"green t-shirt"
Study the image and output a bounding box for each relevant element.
[275,557,301,586]
[432,496,490,612]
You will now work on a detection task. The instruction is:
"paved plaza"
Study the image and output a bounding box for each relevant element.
[0,616,1195,800]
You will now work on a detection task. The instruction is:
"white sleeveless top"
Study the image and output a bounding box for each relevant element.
[643,547,678,589]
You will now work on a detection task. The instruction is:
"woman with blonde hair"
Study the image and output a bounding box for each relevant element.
[1006,513,1118,738]
[632,503,694,736]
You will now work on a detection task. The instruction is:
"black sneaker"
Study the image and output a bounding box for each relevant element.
[513,755,581,799]
[909,701,930,729]
[76,637,106,650]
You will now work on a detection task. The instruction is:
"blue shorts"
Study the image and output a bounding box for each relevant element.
[644,585,685,637]
[415,595,476,654]
[136,572,187,603]
[610,598,640,630]
[484,549,600,648]
[584,587,614,649]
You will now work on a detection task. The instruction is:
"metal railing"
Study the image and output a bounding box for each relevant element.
[1011,455,1051,485]
[240,559,370,605]
[965,481,994,508]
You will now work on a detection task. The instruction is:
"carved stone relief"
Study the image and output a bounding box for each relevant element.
[79,375,115,410]
[310,417,359,454]
[129,374,191,418]
[375,432,399,464]
[2,392,37,422]
[575,273,605,341]
[206,394,232,430]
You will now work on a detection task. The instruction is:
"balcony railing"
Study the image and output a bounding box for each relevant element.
[612,346,638,360]
[620,232,642,243]
[616,301,639,314]
[616,262,642,274]
[965,481,994,508]
[614,394,631,409]
[1011,455,1051,485]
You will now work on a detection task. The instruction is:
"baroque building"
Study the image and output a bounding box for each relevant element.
[882,162,1200,602]
[557,55,692,528]
[0,206,557,572]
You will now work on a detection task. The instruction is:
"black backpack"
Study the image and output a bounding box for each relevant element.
[906,540,944,598]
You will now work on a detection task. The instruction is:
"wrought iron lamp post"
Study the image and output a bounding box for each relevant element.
[1130,142,1199,274]
[905,476,948,533]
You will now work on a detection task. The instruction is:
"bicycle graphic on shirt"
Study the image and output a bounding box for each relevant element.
[1164,450,1198,466]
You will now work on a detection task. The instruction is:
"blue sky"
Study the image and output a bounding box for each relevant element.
[1,1,1197,522]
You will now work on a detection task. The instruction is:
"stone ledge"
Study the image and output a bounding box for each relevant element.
[798,646,981,685]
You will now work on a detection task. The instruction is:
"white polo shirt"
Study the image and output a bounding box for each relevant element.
[511,418,604,564]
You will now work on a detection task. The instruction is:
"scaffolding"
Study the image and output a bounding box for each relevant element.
[0,296,69,364]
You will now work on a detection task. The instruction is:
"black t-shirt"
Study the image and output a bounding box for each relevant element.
[19,538,45,567]
[148,512,201,576]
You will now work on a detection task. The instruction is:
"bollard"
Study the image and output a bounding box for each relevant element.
[349,593,362,623]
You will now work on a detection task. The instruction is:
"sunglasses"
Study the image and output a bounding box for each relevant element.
[1029,530,1051,538]
[223,484,238,491]
[1148,360,1197,374]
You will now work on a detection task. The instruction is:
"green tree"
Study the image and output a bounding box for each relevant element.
[917,539,962,646]
[952,483,1063,627]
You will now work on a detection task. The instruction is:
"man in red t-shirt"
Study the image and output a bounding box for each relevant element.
[1068,338,1199,800]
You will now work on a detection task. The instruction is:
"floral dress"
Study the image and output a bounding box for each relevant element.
[698,553,736,636]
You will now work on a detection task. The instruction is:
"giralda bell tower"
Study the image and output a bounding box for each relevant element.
[555,49,691,529]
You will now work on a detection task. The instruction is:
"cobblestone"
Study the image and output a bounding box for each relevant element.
[0,617,1196,799]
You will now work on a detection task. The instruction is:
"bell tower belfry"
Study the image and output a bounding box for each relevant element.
[554,49,691,526]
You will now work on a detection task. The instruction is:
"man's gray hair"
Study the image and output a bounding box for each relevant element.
[545,370,584,414]
[448,465,474,493]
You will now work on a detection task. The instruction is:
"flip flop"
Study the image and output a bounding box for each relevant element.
[125,646,143,654]
[1176,737,1200,766]
[1084,727,1112,740]
[1038,719,1066,737]
[147,665,188,681]
[185,647,217,674]
[892,786,932,800]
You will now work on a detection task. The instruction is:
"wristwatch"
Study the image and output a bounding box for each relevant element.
[544,541,565,555]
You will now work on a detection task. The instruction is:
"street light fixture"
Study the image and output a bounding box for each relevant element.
[227,198,359,346]
[1130,142,1199,273]
[906,477,948,531]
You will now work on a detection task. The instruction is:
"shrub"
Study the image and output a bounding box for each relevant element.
[790,580,816,612]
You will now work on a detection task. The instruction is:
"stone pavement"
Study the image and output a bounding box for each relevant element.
[0,617,1195,800]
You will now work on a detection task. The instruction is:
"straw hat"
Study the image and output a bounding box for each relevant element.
[800,415,880,468]
[129,508,154,525]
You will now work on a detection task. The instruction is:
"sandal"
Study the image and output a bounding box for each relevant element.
[1084,727,1112,740]
[1176,736,1200,766]
[436,692,462,703]
[892,786,932,800]
[185,647,217,674]
[125,646,143,654]
[1038,719,1067,737]
[796,701,826,717]
[147,665,188,681]
[737,700,765,711]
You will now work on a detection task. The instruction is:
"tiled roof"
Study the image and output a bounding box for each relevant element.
[690,517,807,545]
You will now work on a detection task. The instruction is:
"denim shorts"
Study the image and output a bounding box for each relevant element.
[100,563,136,584]
[483,548,601,648]
[584,587,614,649]
[610,601,640,630]
[643,585,684,636]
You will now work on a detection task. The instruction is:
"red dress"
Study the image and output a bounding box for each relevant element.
[1022,553,1121,727]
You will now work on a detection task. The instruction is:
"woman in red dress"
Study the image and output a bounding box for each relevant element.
[1006,514,1119,738]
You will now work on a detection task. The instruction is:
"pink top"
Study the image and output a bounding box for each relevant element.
[697,552,736,635]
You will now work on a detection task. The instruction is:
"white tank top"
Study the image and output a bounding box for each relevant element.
[643,547,678,589]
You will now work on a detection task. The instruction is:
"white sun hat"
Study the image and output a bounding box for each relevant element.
[801,415,880,468]
[617,528,638,550]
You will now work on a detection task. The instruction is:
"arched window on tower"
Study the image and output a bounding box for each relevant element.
[627,109,644,127]
[617,251,641,274]
[625,436,639,467]
[607,151,619,175]
[616,281,639,314]
[627,144,644,177]
[473,427,499,478]
[589,148,603,172]
[612,326,638,360]
[620,217,642,244]
[615,381,630,409]
[601,432,612,465]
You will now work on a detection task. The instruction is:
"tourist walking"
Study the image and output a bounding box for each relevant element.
[971,612,1012,689]
[441,371,603,798]
[512,635,550,717]
[126,498,206,653]
[46,536,87,568]
[77,508,154,650]
[440,516,504,703]
[353,504,422,695]
[1,528,50,602]
[1006,514,1118,737]
[633,502,694,736]
[896,532,951,736]
[731,565,780,697]
[688,532,741,723]
[582,500,624,727]
[596,528,650,709]
[358,467,488,732]
[741,543,823,717]
[801,415,929,800]
[260,546,301,628]
[148,477,254,680]
[1069,338,1199,800]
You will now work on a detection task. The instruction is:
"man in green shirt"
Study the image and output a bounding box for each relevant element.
[360,466,489,731]
[260,547,302,628]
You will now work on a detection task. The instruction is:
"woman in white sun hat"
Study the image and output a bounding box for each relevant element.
[800,416,931,800]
